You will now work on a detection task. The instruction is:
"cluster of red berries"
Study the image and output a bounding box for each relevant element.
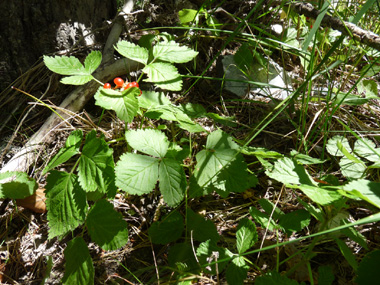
[103,77,142,95]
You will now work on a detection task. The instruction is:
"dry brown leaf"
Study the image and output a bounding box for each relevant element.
[16,188,46,213]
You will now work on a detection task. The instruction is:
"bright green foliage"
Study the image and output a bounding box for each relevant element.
[342,179,380,209]
[115,39,197,91]
[236,218,257,254]
[288,184,342,205]
[115,40,149,65]
[78,130,116,194]
[115,153,159,195]
[45,171,87,239]
[148,211,184,244]
[44,51,101,85]
[138,90,171,109]
[191,130,250,197]
[143,62,182,91]
[43,130,83,174]
[355,250,380,284]
[186,208,220,242]
[116,129,186,206]
[290,150,326,165]
[326,136,352,157]
[354,137,380,162]
[126,129,169,158]
[86,199,129,251]
[0,171,37,199]
[152,41,199,63]
[62,237,94,285]
[94,87,139,123]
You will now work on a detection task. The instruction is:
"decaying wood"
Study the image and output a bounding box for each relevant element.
[291,2,380,52]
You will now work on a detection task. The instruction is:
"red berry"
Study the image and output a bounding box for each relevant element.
[103,83,111,89]
[114,77,125,88]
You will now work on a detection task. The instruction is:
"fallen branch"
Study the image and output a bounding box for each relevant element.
[291,2,380,52]
[0,58,140,174]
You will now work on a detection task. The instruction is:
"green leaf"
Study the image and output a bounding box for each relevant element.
[115,153,159,195]
[174,110,205,133]
[234,43,254,73]
[179,103,206,118]
[265,157,316,186]
[241,146,283,159]
[44,52,99,86]
[84,50,102,74]
[148,211,184,244]
[115,40,149,65]
[278,209,311,235]
[45,171,87,239]
[290,150,326,165]
[197,240,232,274]
[178,9,198,24]
[138,91,171,109]
[143,62,182,91]
[289,184,342,205]
[43,130,83,175]
[340,219,368,249]
[355,250,380,285]
[186,208,219,242]
[62,237,94,285]
[358,79,378,98]
[255,271,299,285]
[0,172,37,199]
[249,207,280,231]
[125,129,169,158]
[206,112,237,127]
[236,218,258,254]
[354,137,380,162]
[94,87,139,123]
[193,131,250,196]
[153,41,198,63]
[326,136,352,157]
[339,156,366,180]
[342,179,380,209]
[78,130,116,194]
[225,256,249,285]
[60,75,94,85]
[159,158,186,206]
[259,199,284,220]
[86,199,129,250]
[335,238,358,270]
[44,55,87,76]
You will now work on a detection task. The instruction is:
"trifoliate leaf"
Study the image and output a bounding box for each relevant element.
[115,153,159,195]
[78,130,116,194]
[84,50,102,74]
[159,158,186,206]
[148,211,184,244]
[143,62,182,91]
[43,130,83,174]
[62,237,94,285]
[45,171,87,239]
[94,86,139,123]
[115,40,149,65]
[125,129,169,158]
[236,218,257,254]
[265,157,316,186]
[326,136,352,157]
[86,199,128,250]
[0,172,37,199]
[186,208,220,242]
[153,41,198,63]
[225,256,249,285]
